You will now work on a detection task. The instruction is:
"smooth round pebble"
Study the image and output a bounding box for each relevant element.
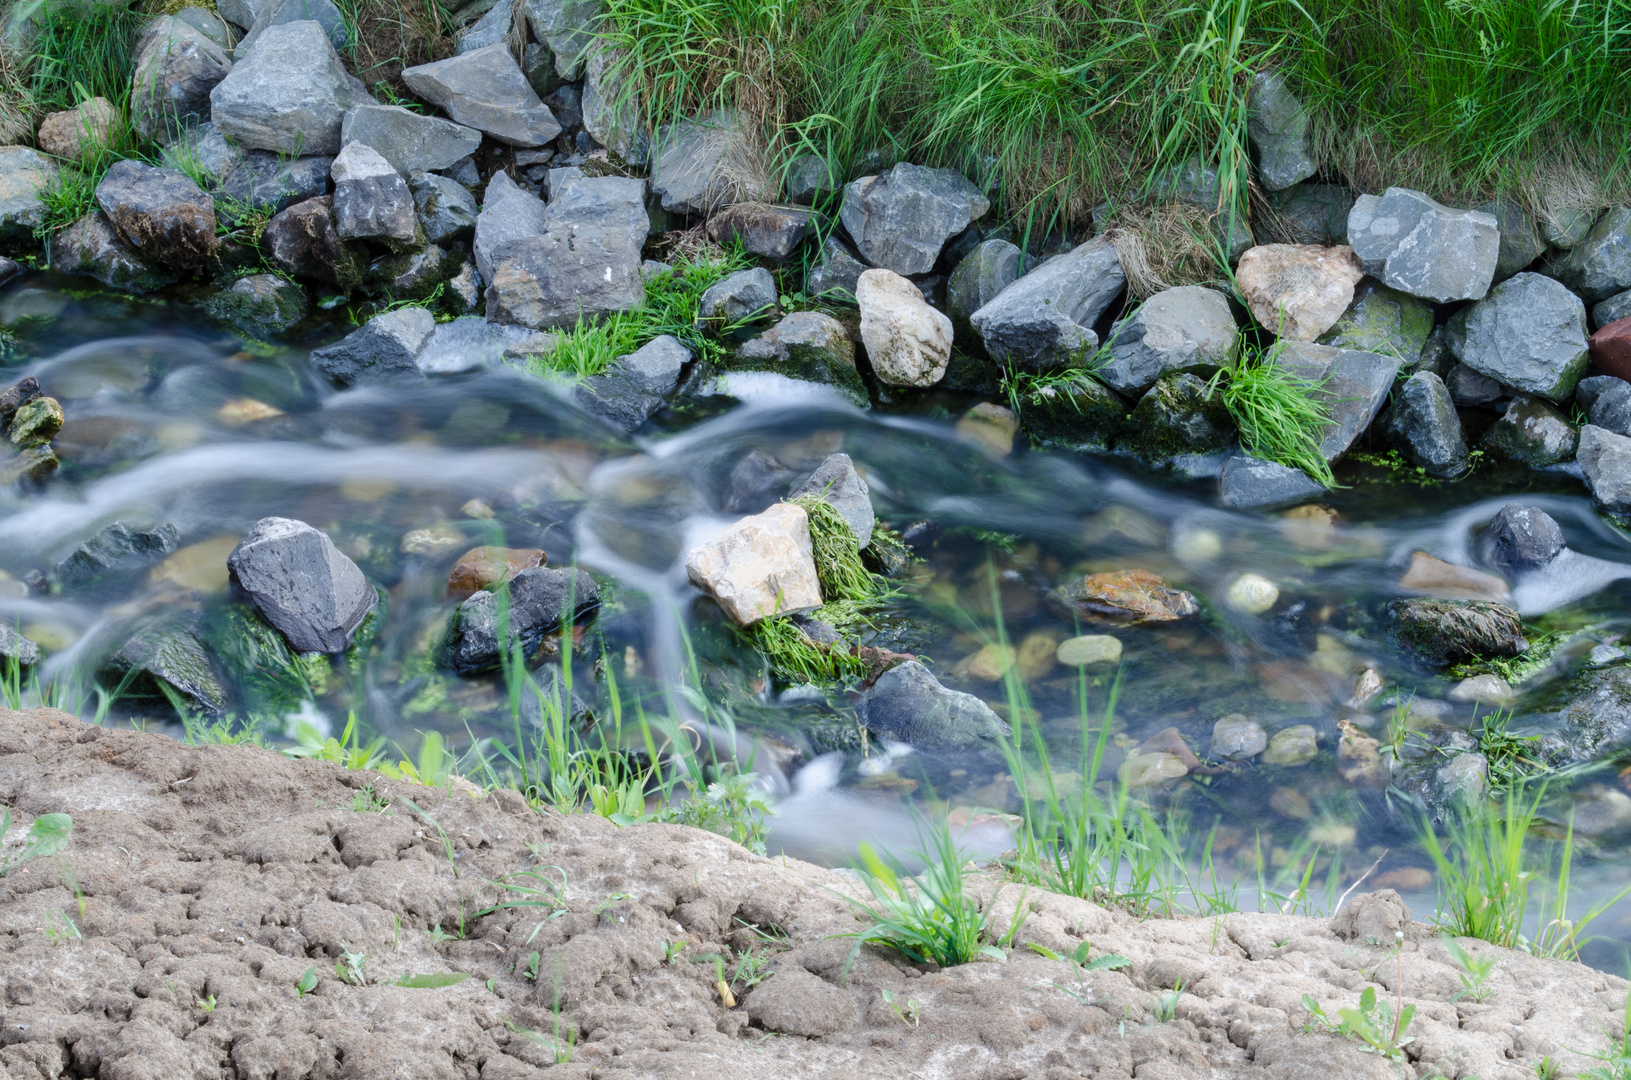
[1055,634,1122,667]
[1173,526,1222,563]
[1210,713,1267,760]
[1224,572,1279,614]
[1262,724,1318,766]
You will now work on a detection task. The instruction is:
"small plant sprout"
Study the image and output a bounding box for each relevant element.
[334,944,367,986]
[1302,933,1415,1062]
[296,966,318,997]
[713,955,735,1007]
[43,909,82,943]
[1582,991,1631,1079]
[523,951,541,983]
[881,988,920,1027]
[1,808,73,876]
[1441,936,1497,1002]
[1155,980,1186,1022]
[1534,1056,1560,1080]
[197,995,217,1012]
[662,939,689,963]
[427,925,456,945]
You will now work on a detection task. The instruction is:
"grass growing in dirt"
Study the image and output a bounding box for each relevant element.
[13,0,144,115]
[1210,342,1335,487]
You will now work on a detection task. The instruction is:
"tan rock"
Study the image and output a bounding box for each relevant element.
[1348,667,1384,707]
[1270,786,1313,818]
[1015,632,1057,681]
[1262,723,1318,766]
[1397,550,1508,601]
[1337,717,1386,785]
[1055,634,1122,667]
[215,398,284,426]
[1236,243,1364,341]
[1119,751,1188,788]
[446,546,546,600]
[1448,673,1514,704]
[857,268,952,387]
[1057,568,1199,623]
[1224,572,1278,613]
[148,535,239,594]
[400,523,466,555]
[955,401,1017,455]
[37,98,118,161]
[958,642,1015,681]
[685,502,822,625]
[1137,726,1202,771]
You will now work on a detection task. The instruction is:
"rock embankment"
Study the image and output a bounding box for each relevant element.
[0,707,1623,1080]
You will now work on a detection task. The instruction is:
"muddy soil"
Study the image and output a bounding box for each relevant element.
[0,707,1624,1080]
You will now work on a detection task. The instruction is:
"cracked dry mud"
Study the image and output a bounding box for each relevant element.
[0,705,1625,1080]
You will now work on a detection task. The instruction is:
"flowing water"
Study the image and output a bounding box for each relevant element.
[6,274,1631,967]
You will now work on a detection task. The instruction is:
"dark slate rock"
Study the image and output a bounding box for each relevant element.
[444,566,600,674]
[330,142,416,245]
[969,239,1125,371]
[705,202,816,261]
[1262,183,1352,245]
[580,45,646,165]
[1347,187,1499,303]
[946,238,1021,354]
[1388,598,1527,667]
[649,110,759,216]
[263,196,365,289]
[209,20,358,155]
[1529,665,1631,765]
[414,316,532,374]
[1245,71,1316,191]
[573,334,690,432]
[1480,394,1578,466]
[521,0,599,81]
[1120,372,1237,472]
[1099,286,1238,396]
[1556,205,1631,304]
[1593,289,1631,332]
[55,521,180,588]
[401,44,562,148]
[410,172,478,245]
[367,243,459,300]
[309,307,435,386]
[49,213,177,294]
[1476,197,1545,282]
[542,82,581,130]
[233,0,347,58]
[0,623,40,667]
[1276,342,1401,461]
[95,160,217,271]
[1408,325,1453,380]
[130,15,233,143]
[202,273,308,337]
[785,155,836,205]
[1481,504,1565,576]
[724,450,794,514]
[105,618,227,715]
[789,452,873,547]
[341,103,482,175]
[807,233,867,299]
[1381,371,1468,479]
[523,43,566,99]
[1015,375,1125,454]
[1217,454,1325,510]
[1579,375,1631,436]
[861,660,1010,748]
[473,170,547,282]
[455,0,517,54]
[695,267,777,329]
[837,163,989,277]
[0,375,41,430]
[1447,271,1588,402]
[227,516,378,654]
[1446,361,1504,407]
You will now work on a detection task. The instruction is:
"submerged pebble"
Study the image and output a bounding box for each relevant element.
[1224,572,1279,614]
[1210,713,1267,760]
[1054,634,1122,667]
[1262,724,1318,766]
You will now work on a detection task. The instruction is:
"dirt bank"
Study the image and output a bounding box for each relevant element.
[0,707,1624,1080]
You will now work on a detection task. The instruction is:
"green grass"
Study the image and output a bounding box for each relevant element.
[1210,341,1335,487]
[15,0,143,116]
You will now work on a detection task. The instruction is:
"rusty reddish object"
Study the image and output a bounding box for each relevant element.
[1056,568,1200,623]
[445,546,545,600]
[1589,316,1631,381]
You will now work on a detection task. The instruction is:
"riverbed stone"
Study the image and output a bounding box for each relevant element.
[1262,724,1318,766]
[130,17,233,144]
[1592,291,1631,332]
[330,142,416,245]
[704,203,815,261]
[233,0,347,59]
[206,143,333,224]
[1389,598,1527,667]
[1347,188,1499,303]
[1447,272,1588,401]
[1475,197,1544,282]
[49,213,178,294]
[410,172,478,245]
[402,45,561,147]
[445,566,598,674]
[684,502,822,626]
[341,104,482,176]
[8,397,62,447]
[574,334,690,431]
[446,546,544,600]
[38,98,117,161]
[0,377,39,431]
[649,110,766,216]
[1055,635,1121,667]
[1099,285,1237,395]
[1481,394,1578,466]
[263,196,364,289]
[0,623,39,667]
[838,163,988,277]
[789,452,873,548]
[1246,71,1316,191]
[862,660,1009,748]
[105,619,228,715]
[1235,244,1362,341]
[1226,573,1279,614]
[946,238,1021,350]
[1579,375,1631,435]
[310,307,434,386]
[1483,504,1565,576]
[1397,552,1506,602]
[856,269,951,388]
[970,240,1125,370]
[1578,424,1631,520]
[473,170,547,281]
[1210,714,1266,760]
[202,273,308,337]
[522,0,599,80]
[228,517,376,653]
[209,20,357,155]
[1276,342,1401,461]
[696,268,777,330]
[1589,317,1631,383]
[95,159,218,271]
[1381,371,1468,479]
[1444,362,1503,407]
[807,234,868,299]
[1217,454,1325,510]
[1316,278,1434,361]
[55,521,180,589]
[1055,568,1199,623]
[1556,206,1631,304]
[0,147,51,245]
[728,312,866,407]
[1122,371,1236,468]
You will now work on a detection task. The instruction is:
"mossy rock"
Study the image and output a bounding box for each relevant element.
[8,396,63,447]
[716,311,869,407]
[1118,372,1235,467]
[941,349,1003,395]
[202,274,309,338]
[1018,376,1127,452]
[102,617,229,716]
[1388,598,1528,667]
[1317,279,1434,362]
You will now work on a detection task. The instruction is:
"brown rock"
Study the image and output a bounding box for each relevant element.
[37,98,118,161]
[1336,717,1385,785]
[955,401,1018,455]
[1397,550,1508,601]
[264,196,365,289]
[1236,243,1364,341]
[1589,316,1631,382]
[1137,726,1203,771]
[1057,568,1199,623]
[705,202,817,261]
[446,546,546,599]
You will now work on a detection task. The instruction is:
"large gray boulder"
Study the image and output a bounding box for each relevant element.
[1447,271,1588,401]
[55,521,179,588]
[574,334,690,432]
[946,238,1021,349]
[1381,371,1468,478]
[1482,504,1565,575]
[445,566,599,674]
[413,315,532,373]
[1099,286,1238,396]
[862,660,1009,748]
[1347,188,1499,303]
[228,517,377,654]
[130,15,233,143]
[309,307,434,385]
[522,0,600,81]
[263,196,365,288]
[49,213,177,294]
[401,45,561,147]
[330,142,416,245]
[1277,341,1401,461]
[1481,394,1578,466]
[1577,424,1631,520]
[94,159,217,271]
[1245,71,1317,191]
[581,46,645,166]
[969,240,1125,370]
[340,104,481,175]
[455,0,518,53]
[1556,206,1631,304]
[232,0,347,59]
[1218,454,1325,510]
[411,172,477,245]
[209,20,358,155]
[837,163,989,277]
[1476,198,1544,282]
[0,147,52,245]
[473,170,547,282]
[648,110,766,216]
[696,268,777,329]
[790,452,873,548]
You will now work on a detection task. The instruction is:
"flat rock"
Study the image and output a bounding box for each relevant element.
[1589,317,1631,383]
[946,238,1021,351]
[202,273,308,337]
[789,452,873,547]
[263,196,364,289]
[228,517,377,653]
[1276,342,1401,461]
[411,172,478,245]
[862,660,1009,748]
[1381,371,1468,478]
[704,202,815,261]
[1482,504,1565,576]
[0,147,52,244]
[233,0,347,59]
[685,503,821,626]
[402,45,561,147]
[341,104,482,175]
[1578,424,1631,521]
[38,98,118,160]
[696,267,777,329]
[1476,197,1544,281]
[856,268,951,388]
[837,163,988,277]
[330,142,416,245]
[1556,205,1631,304]
[1316,278,1434,361]
[444,566,598,674]
[1236,243,1362,342]
[130,17,233,144]
[1055,568,1199,623]
[1447,271,1588,401]
[55,521,180,588]
[970,240,1125,370]
[1389,598,1527,667]
[1398,551,1507,601]
[522,0,600,81]
[1347,187,1499,303]
[49,213,177,295]
[309,307,435,386]
[95,159,217,271]
[1100,285,1237,395]
[1246,71,1316,191]
[1218,453,1325,510]
[1211,714,1267,760]
[649,110,766,216]
[1481,394,1578,466]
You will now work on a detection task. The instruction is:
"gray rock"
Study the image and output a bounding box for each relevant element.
[441,155,481,189]
[1580,375,1631,436]
[1276,341,1401,461]
[217,0,277,31]
[1121,372,1237,469]
[0,147,52,244]
[445,566,599,674]
[401,45,561,148]
[263,196,365,288]
[130,15,234,144]
[789,452,873,547]
[105,618,227,716]
[330,142,416,244]
[969,240,1125,371]
[49,213,177,295]
[1099,285,1238,396]
[1263,183,1352,245]
[543,165,583,199]
[726,311,865,407]
[1210,714,1267,760]
[340,104,482,175]
[1381,371,1468,478]
[1482,504,1564,575]
[522,43,565,98]
[209,20,357,155]
[1347,187,1499,303]
[1316,278,1434,362]
[1445,362,1504,406]
[581,45,646,165]
[573,334,690,431]
[410,172,478,245]
[367,242,458,299]
[233,0,347,59]
[455,0,517,53]
[411,316,527,373]
[309,306,435,385]
[946,238,1021,350]
[1481,394,1578,466]
[94,159,217,271]
[542,172,648,250]
[473,170,546,281]
[55,521,180,588]
[649,110,764,216]
[862,660,1010,748]
[806,234,867,299]
[1544,207,1599,250]
[1593,290,1631,331]
[202,273,308,336]
[1246,71,1317,191]
[228,517,377,653]
[1556,205,1631,304]
[0,623,39,667]
[171,124,335,222]
[704,202,815,261]
[696,267,777,329]
[1447,272,1588,401]
[1409,324,1453,379]
[837,163,988,277]
[522,0,600,81]
[785,155,836,205]
[1476,197,1545,282]
[1151,157,1220,208]
[1578,424,1631,520]
[542,83,580,131]
[1015,376,1125,453]
[640,259,671,280]
[1389,598,1527,667]
[1217,454,1325,510]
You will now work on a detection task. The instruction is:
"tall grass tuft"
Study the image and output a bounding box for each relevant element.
[1210,341,1335,487]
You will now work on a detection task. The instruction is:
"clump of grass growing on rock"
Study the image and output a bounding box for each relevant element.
[1209,342,1334,487]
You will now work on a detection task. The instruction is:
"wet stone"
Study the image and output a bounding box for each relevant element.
[1483,505,1566,576]
[1577,424,1631,521]
[861,660,1009,748]
[727,312,864,405]
[1217,454,1324,511]
[1480,394,1578,466]
[1262,724,1318,766]
[1055,568,1199,623]
[0,623,40,667]
[445,566,598,674]
[1016,375,1125,454]
[574,334,690,432]
[1055,634,1121,667]
[7,396,62,448]
[789,452,873,548]
[104,619,227,716]
[55,521,181,589]
[1121,372,1237,471]
[1210,714,1267,760]
[202,273,308,337]
[50,213,178,295]
[228,517,377,654]
[309,307,435,386]
[1388,598,1527,667]
[1398,551,1507,601]
[1381,371,1468,479]
[955,401,1017,455]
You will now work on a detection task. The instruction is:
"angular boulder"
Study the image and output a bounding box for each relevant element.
[789,452,873,548]
[1235,243,1363,341]
[38,98,118,160]
[969,240,1125,370]
[455,0,518,54]
[1593,290,1631,332]
[0,147,53,245]
[1276,341,1401,461]
[7,397,61,446]
[1476,197,1544,282]
[784,155,836,205]
[473,170,547,282]
[806,234,868,300]
[309,307,434,386]
[1481,395,1578,466]
[648,110,766,216]
[1482,505,1565,575]
[1245,71,1317,191]
[1579,374,1631,435]
[1388,598,1526,667]
[1347,188,1499,303]
[1578,424,1631,520]
[55,521,180,588]
[684,503,822,626]
[1120,372,1236,470]
[232,0,347,59]
[1217,453,1325,510]
[411,172,478,245]
[1448,272,1588,401]
[1381,371,1468,479]
[573,334,690,432]
[728,311,866,407]
[946,238,1021,350]
[340,104,482,175]
[202,273,308,337]
[228,517,377,654]
[522,0,600,81]
[105,619,227,716]
[696,267,777,329]
[1556,206,1631,304]
[1099,285,1237,395]
[130,17,233,144]
[1317,278,1434,361]
[837,163,988,277]
[263,196,364,288]
[402,45,561,148]
[1015,376,1125,453]
[1446,362,1503,407]
[856,268,951,388]
[704,202,815,261]
[862,660,1009,748]
[580,45,645,165]
[1263,183,1352,246]
[95,159,217,271]
[49,213,177,294]
[209,20,357,155]
[444,566,599,674]
[330,142,416,245]
[1589,316,1631,383]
